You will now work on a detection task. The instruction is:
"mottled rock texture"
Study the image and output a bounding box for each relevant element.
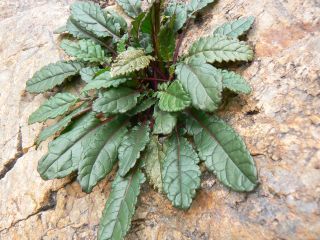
[0,0,319,239]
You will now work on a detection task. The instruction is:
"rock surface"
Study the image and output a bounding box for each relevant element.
[0,0,319,239]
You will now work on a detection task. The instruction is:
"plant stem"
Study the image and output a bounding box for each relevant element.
[173,19,191,65]
[141,77,168,82]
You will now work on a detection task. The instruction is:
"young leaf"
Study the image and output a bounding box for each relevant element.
[175,60,222,112]
[71,1,121,39]
[82,71,129,92]
[157,80,191,112]
[36,103,89,145]
[116,0,142,18]
[80,66,101,82]
[153,106,177,135]
[221,70,252,94]
[142,136,164,192]
[98,170,145,240]
[186,109,258,191]
[213,16,255,38]
[38,112,100,180]
[186,34,253,64]
[78,116,128,193]
[93,87,140,114]
[187,0,215,16]
[158,15,176,61]
[111,48,155,77]
[162,132,201,209]
[26,61,83,93]
[28,93,78,124]
[118,123,150,176]
[164,2,187,32]
[61,39,107,63]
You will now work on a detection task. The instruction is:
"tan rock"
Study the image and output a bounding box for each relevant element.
[0,0,319,239]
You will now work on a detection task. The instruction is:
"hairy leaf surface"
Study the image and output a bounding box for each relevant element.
[78,116,128,193]
[29,93,78,124]
[153,106,177,135]
[176,60,222,112]
[186,109,258,191]
[61,39,106,63]
[157,80,191,112]
[111,49,154,77]
[38,113,100,180]
[221,70,252,94]
[142,136,164,191]
[98,170,145,240]
[213,16,255,38]
[116,0,142,18]
[93,87,139,114]
[118,123,150,176]
[186,34,253,63]
[162,133,201,209]
[26,61,83,93]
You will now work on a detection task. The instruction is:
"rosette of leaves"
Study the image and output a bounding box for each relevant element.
[26,0,258,239]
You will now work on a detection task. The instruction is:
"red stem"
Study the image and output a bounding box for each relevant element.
[173,19,191,65]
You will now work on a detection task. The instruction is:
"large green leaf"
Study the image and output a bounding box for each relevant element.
[158,15,176,61]
[162,132,201,209]
[157,80,191,112]
[111,48,154,77]
[78,116,128,193]
[116,0,142,18]
[164,2,187,32]
[153,106,177,135]
[213,17,255,38]
[67,17,99,39]
[186,109,258,191]
[28,93,78,124]
[187,0,215,15]
[98,170,145,240]
[38,112,100,180]
[93,87,140,114]
[26,61,83,93]
[80,67,101,82]
[61,39,107,63]
[36,103,89,145]
[221,70,252,94]
[118,123,150,176]
[82,71,129,92]
[186,34,253,64]
[71,1,121,39]
[142,136,164,192]
[175,60,222,112]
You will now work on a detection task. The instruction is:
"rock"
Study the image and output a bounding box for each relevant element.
[0,0,319,239]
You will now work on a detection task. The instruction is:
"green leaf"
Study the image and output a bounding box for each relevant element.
[26,61,83,93]
[116,0,142,18]
[61,39,107,63]
[186,109,258,191]
[165,2,187,32]
[221,70,252,94]
[153,105,177,135]
[36,103,89,145]
[157,80,191,112]
[78,116,128,193]
[93,87,140,114]
[71,1,121,39]
[175,60,222,112]
[29,93,78,124]
[162,132,201,209]
[118,123,150,176]
[98,170,145,240]
[80,67,101,82]
[213,17,255,38]
[158,15,176,61]
[128,97,156,116]
[38,112,100,180]
[186,34,254,64]
[142,136,164,192]
[187,0,215,16]
[111,48,154,77]
[67,17,99,39]
[82,71,129,92]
